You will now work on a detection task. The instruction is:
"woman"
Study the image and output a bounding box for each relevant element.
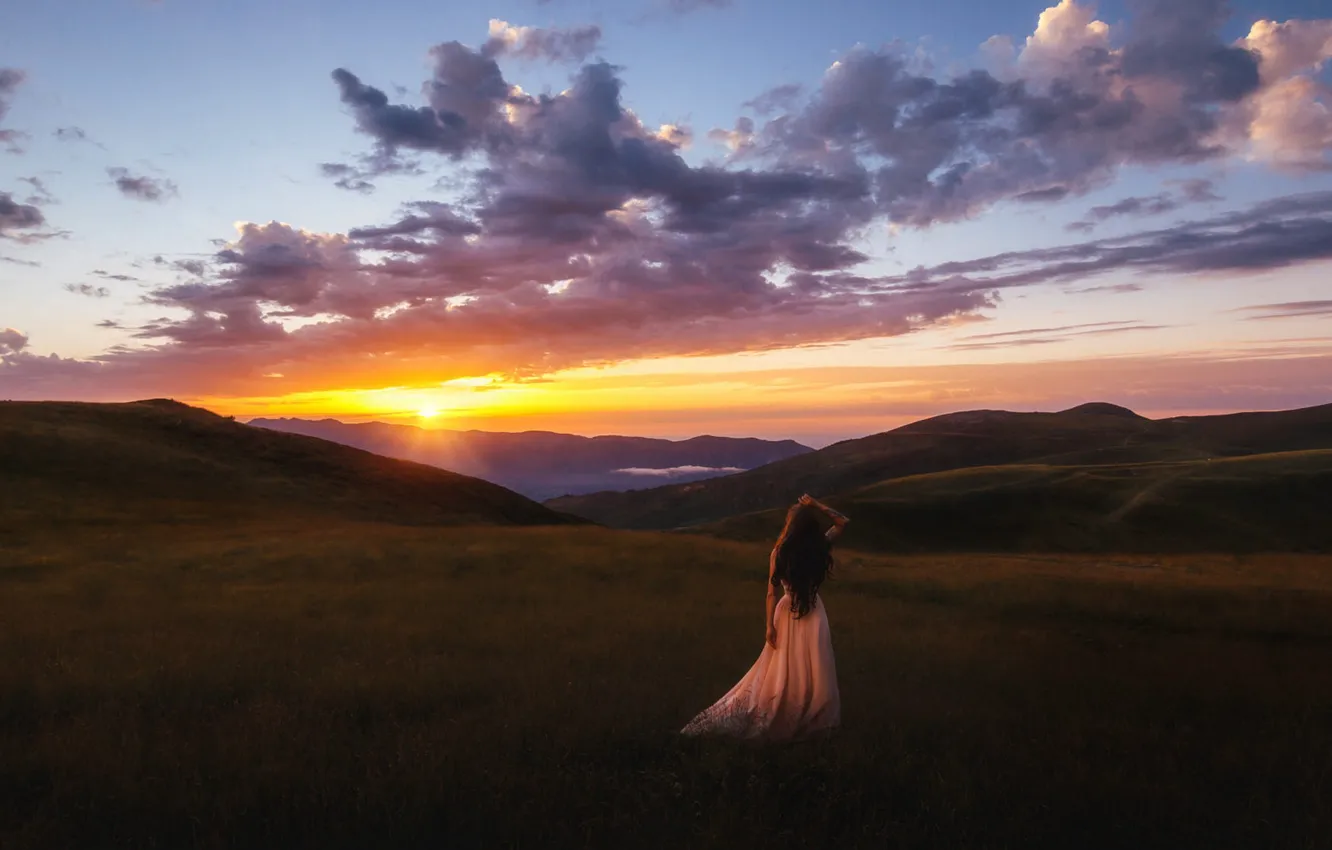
[681,493,848,742]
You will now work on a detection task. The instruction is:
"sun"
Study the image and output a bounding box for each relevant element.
[417,408,440,420]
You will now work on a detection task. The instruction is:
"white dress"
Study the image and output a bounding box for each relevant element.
[681,578,841,742]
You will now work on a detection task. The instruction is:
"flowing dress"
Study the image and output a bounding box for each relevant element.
[681,580,840,741]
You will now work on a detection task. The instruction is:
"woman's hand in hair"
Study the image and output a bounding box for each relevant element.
[798,493,814,506]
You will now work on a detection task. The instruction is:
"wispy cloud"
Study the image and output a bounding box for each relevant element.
[949,321,1169,351]
[0,67,27,153]
[1066,180,1223,233]
[107,167,178,202]
[1237,300,1332,320]
[18,176,55,205]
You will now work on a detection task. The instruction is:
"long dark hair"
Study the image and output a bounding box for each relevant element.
[771,503,834,619]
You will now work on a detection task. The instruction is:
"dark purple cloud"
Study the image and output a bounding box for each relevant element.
[107,167,178,202]
[0,191,44,240]
[332,40,514,161]
[740,0,1326,226]
[886,191,1332,294]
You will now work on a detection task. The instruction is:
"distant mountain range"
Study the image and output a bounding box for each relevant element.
[8,398,1331,553]
[546,402,1332,552]
[0,400,578,528]
[248,418,812,500]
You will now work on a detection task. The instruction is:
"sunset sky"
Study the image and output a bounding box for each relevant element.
[2,0,1330,445]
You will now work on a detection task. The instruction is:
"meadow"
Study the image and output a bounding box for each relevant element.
[4,519,1332,848]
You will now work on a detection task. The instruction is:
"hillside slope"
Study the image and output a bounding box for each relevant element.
[250,417,812,500]
[0,400,577,528]
[698,450,1332,553]
[547,403,1332,529]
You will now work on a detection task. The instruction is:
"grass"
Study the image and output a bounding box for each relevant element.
[700,450,1332,553]
[4,519,1332,848]
[0,400,576,528]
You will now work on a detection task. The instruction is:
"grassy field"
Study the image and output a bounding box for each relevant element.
[4,520,1332,848]
[701,450,1332,553]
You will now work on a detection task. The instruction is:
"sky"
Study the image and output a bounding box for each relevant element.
[1,0,1330,446]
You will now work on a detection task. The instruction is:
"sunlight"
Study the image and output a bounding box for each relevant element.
[418,408,440,420]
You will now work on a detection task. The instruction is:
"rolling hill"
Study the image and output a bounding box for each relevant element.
[0,399,578,528]
[249,417,812,500]
[546,402,1332,531]
[699,449,1332,553]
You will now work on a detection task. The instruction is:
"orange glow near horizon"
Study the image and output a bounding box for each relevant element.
[186,343,1332,445]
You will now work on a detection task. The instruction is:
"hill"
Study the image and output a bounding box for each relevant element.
[0,399,577,528]
[699,450,1332,553]
[249,417,812,500]
[546,402,1332,530]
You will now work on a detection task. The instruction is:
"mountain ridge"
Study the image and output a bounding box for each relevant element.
[248,417,812,500]
[0,400,578,528]
[546,402,1332,530]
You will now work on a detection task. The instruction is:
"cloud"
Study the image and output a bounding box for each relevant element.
[483,20,602,63]
[0,327,27,355]
[1237,300,1332,320]
[65,283,111,298]
[149,255,208,276]
[0,69,23,117]
[0,67,27,153]
[18,176,55,205]
[889,191,1332,294]
[743,0,1330,227]
[1065,179,1221,232]
[948,320,1168,350]
[7,7,1332,402]
[707,116,756,154]
[319,162,375,193]
[1068,282,1143,295]
[91,269,139,282]
[107,167,178,202]
[0,255,40,267]
[0,191,45,241]
[1230,19,1332,169]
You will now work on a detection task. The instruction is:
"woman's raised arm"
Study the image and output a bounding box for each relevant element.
[799,493,850,541]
